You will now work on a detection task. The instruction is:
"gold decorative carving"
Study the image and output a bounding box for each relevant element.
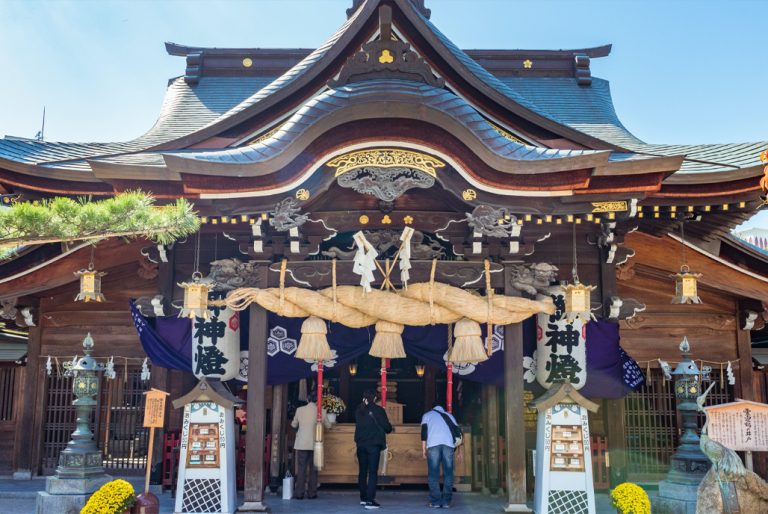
[488,121,526,144]
[295,189,310,201]
[359,215,369,225]
[242,57,253,68]
[403,215,414,225]
[326,149,445,177]
[381,215,392,225]
[462,189,477,201]
[378,49,394,64]
[523,59,533,69]
[591,201,628,213]
[248,124,282,146]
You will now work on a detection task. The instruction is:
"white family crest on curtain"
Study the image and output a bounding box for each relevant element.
[237,350,249,382]
[443,325,504,375]
[266,325,298,357]
[536,288,587,390]
[523,350,538,383]
[192,299,240,381]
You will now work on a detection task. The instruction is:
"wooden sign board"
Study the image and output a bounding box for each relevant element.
[143,388,169,428]
[705,400,768,452]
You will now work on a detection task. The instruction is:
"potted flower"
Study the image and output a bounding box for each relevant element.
[81,478,136,514]
[611,482,650,514]
[322,393,346,424]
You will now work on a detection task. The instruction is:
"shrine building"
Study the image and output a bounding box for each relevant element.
[0,0,767,509]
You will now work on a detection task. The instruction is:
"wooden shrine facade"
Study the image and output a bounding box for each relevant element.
[0,0,767,504]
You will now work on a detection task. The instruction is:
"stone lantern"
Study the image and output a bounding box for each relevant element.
[655,337,710,513]
[37,333,111,514]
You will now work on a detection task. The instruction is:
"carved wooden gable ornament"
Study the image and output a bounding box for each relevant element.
[330,5,443,88]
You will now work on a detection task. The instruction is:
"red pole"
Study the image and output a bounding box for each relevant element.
[446,362,453,414]
[317,361,323,422]
[380,358,388,407]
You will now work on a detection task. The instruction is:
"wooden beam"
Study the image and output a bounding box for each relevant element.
[13,325,41,478]
[604,398,627,487]
[240,300,269,511]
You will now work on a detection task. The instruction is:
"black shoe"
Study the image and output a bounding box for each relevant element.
[308,495,318,499]
[295,495,304,500]
[364,501,381,509]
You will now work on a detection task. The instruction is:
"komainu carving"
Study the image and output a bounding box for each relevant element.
[508,263,559,295]
[336,166,435,201]
[466,205,519,238]
[270,198,308,232]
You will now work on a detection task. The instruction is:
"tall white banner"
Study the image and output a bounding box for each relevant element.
[536,288,587,389]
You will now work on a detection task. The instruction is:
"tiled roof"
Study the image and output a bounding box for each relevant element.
[165,79,605,167]
[0,76,275,170]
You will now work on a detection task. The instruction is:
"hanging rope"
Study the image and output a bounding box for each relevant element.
[279,258,287,315]
[214,281,553,328]
[485,259,494,357]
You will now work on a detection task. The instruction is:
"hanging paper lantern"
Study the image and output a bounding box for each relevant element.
[369,321,406,359]
[296,316,333,361]
[448,318,488,364]
[671,266,702,304]
[562,280,597,323]
[178,274,210,319]
[74,267,106,302]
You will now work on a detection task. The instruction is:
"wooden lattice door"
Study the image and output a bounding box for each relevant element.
[624,369,732,481]
[40,368,150,475]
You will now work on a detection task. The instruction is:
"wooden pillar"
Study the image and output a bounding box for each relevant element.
[482,383,501,494]
[239,303,269,512]
[149,366,169,466]
[736,304,755,401]
[605,398,627,486]
[269,383,287,492]
[503,320,530,511]
[13,325,41,479]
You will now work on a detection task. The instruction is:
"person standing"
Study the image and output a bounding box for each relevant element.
[354,389,393,510]
[291,390,331,499]
[421,402,461,508]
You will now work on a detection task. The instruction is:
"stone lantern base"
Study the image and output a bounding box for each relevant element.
[654,454,710,514]
[36,474,113,514]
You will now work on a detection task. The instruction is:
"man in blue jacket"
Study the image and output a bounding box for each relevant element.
[421,401,460,508]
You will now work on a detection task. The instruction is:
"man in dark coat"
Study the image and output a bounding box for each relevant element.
[354,389,393,510]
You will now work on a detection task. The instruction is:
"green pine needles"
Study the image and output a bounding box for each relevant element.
[0,191,200,248]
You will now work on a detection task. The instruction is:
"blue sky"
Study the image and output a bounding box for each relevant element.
[1,0,766,227]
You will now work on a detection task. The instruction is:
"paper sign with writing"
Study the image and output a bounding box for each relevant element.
[143,388,169,428]
[705,400,768,452]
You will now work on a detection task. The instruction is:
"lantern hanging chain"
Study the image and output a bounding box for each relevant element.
[680,221,688,272]
[192,231,202,280]
[571,221,579,283]
[88,243,95,271]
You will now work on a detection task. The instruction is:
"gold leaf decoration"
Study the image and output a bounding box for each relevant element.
[326,149,445,177]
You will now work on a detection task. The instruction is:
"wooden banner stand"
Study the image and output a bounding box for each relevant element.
[135,388,169,514]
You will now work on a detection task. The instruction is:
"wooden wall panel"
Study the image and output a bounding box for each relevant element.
[619,267,739,363]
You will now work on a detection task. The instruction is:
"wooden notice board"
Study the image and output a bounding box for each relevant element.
[143,388,169,428]
[705,400,768,452]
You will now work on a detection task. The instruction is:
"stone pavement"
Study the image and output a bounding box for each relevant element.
[0,478,626,513]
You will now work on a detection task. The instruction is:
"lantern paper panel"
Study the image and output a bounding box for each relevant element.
[536,288,587,390]
[179,281,210,319]
[192,299,240,381]
[671,270,702,304]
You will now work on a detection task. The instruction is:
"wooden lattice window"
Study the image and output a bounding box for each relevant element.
[0,366,17,421]
[624,369,732,480]
[41,367,150,474]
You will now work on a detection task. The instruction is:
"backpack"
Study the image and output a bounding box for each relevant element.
[434,409,463,447]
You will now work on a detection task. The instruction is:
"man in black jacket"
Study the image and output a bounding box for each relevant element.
[354,389,393,510]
